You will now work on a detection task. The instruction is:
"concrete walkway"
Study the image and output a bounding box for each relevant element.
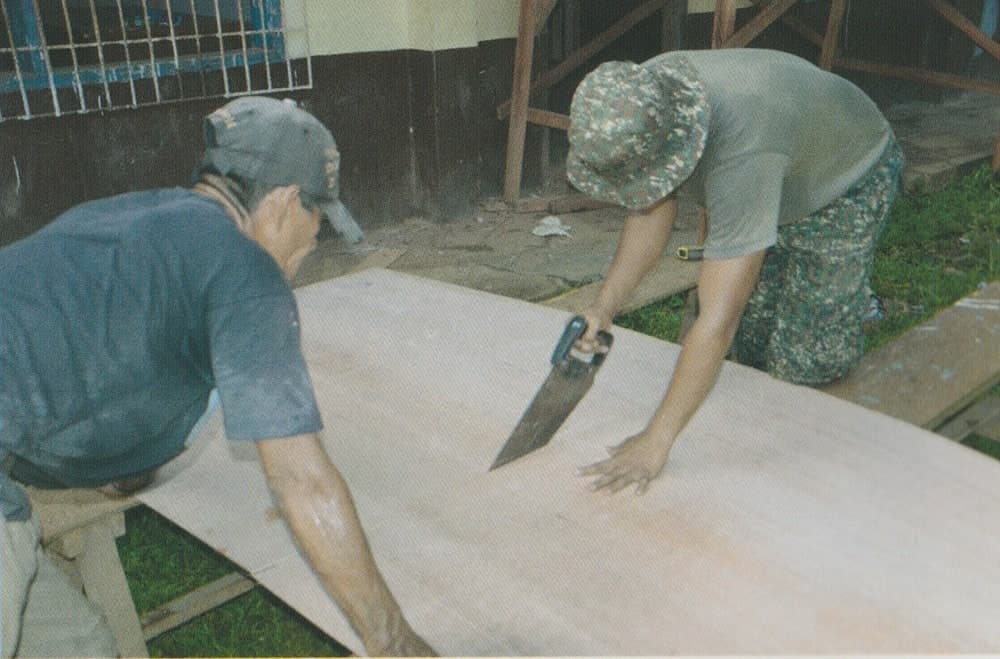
[295,91,1000,311]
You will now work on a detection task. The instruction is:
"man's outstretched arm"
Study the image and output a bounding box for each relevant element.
[256,433,434,656]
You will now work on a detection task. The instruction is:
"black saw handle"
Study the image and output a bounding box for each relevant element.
[550,315,614,367]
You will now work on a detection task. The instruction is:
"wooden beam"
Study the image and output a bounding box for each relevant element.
[712,0,738,48]
[936,395,1000,442]
[923,0,1000,62]
[823,283,1000,430]
[497,0,672,120]
[526,107,571,130]
[141,572,256,641]
[503,0,538,203]
[720,0,798,49]
[819,0,848,70]
[77,517,149,657]
[746,0,823,47]
[834,57,1000,95]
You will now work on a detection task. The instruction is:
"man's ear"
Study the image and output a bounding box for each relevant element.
[252,185,299,231]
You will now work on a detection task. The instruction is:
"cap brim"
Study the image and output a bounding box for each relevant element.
[322,199,364,244]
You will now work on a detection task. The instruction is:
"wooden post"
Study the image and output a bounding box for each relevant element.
[712,0,738,48]
[923,0,1000,62]
[503,0,538,204]
[819,0,848,70]
[76,517,149,657]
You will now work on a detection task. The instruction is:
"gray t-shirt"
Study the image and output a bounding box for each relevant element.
[646,49,892,260]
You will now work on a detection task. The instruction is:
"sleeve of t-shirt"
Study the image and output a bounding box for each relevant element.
[702,152,790,260]
[208,291,323,441]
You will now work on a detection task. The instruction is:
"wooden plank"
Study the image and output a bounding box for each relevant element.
[923,0,1000,62]
[77,517,149,657]
[747,0,823,46]
[819,0,847,70]
[711,0,738,48]
[720,0,798,49]
[141,572,255,641]
[503,0,538,203]
[27,487,138,544]
[525,107,570,131]
[541,253,699,312]
[823,282,1000,429]
[936,395,1000,441]
[834,57,1000,95]
[139,270,1000,655]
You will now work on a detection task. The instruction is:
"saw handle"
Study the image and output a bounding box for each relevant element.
[551,315,614,367]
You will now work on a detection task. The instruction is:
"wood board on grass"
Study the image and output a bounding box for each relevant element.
[823,281,1000,429]
[139,269,1000,655]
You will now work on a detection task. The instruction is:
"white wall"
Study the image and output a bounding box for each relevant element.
[296,0,516,56]
[291,1,740,57]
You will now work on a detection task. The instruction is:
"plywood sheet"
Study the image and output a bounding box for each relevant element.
[823,282,1000,429]
[139,269,1000,655]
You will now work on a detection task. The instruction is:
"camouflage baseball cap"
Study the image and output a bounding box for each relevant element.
[566,57,710,210]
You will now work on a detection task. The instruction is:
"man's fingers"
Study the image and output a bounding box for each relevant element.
[577,459,611,477]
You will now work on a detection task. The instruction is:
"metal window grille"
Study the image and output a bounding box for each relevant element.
[0,0,311,121]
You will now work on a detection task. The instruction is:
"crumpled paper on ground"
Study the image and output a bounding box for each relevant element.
[531,215,571,237]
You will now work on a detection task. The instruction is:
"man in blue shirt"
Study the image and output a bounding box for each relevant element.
[1,97,433,657]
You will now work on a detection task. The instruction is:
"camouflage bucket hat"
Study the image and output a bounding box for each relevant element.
[566,57,710,210]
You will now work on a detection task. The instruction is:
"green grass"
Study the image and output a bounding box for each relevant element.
[115,165,999,656]
[117,507,350,657]
[619,164,1000,351]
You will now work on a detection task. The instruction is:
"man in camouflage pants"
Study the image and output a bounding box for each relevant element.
[565,49,904,495]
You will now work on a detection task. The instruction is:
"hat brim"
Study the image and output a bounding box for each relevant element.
[321,198,364,244]
[567,58,710,210]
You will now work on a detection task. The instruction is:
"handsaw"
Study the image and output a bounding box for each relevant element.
[489,315,613,470]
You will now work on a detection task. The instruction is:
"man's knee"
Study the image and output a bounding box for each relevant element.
[766,328,863,386]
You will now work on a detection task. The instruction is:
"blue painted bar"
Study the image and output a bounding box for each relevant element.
[5,0,46,74]
[0,49,272,94]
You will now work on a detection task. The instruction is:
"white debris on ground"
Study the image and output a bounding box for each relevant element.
[531,215,571,237]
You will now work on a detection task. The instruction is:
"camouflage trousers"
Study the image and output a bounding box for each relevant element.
[732,139,905,385]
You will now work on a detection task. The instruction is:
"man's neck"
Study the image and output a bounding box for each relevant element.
[193,175,252,233]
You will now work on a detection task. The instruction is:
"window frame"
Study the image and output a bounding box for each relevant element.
[1,0,301,119]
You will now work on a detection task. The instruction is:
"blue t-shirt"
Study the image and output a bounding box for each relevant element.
[1,189,322,519]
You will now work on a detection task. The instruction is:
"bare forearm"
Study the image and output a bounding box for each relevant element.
[593,198,676,318]
[646,316,731,445]
[647,252,765,448]
[257,435,414,655]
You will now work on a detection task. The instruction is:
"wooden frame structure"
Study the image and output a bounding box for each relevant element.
[500,0,1000,204]
[499,0,679,203]
[713,0,1000,90]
